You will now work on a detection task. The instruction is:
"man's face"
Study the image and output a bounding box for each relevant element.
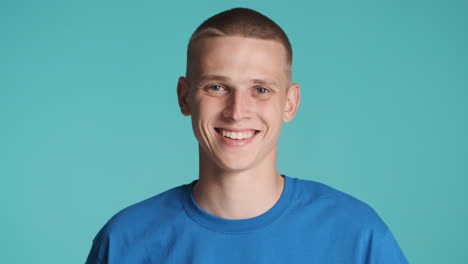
[178,36,300,172]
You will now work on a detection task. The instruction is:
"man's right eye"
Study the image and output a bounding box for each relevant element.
[208,85,224,92]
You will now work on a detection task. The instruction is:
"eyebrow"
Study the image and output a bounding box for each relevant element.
[251,78,278,86]
[196,75,278,87]
[196,74,230,83]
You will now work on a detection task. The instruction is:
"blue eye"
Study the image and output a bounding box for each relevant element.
[209,85,223,91]
[256,87,268,94]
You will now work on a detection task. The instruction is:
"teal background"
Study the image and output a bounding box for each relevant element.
[1,0,467,263]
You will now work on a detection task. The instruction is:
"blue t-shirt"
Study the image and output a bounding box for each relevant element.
[85,175,408,263]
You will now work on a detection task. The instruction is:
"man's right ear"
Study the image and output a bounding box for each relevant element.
[177,76,191,116]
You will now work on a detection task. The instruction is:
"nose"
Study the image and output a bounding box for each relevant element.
[222,90,251,121]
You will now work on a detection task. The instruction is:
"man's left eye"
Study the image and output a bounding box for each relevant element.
[256,87,268,94]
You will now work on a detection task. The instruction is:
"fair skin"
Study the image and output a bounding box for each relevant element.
[177,36,300,220]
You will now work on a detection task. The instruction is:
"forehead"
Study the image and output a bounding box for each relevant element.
[188,36,291,85]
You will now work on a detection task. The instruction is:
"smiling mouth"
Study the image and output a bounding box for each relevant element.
[215,128,259,140]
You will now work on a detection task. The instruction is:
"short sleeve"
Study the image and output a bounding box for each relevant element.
[85,227,110,264]
[368,229,408,264]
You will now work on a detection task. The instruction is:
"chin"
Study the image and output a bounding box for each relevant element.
[212,155,259,172]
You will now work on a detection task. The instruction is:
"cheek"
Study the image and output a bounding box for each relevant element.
[256,100,284,127]
[257,96,285,114]
[193,96,223,121]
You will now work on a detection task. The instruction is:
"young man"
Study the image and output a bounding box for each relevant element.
[85,8,408,263]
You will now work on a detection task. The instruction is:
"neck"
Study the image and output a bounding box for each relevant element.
[193,146,284,220]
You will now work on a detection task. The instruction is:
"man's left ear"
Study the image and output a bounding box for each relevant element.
[283,83,301,123]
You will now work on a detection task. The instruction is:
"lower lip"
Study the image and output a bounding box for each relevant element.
[215,130,258,147]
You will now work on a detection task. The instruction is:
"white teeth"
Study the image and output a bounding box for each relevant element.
[220,129,255,140]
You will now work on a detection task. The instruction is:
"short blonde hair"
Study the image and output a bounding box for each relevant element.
[186,8,293,77]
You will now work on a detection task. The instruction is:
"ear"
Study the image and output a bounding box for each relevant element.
[283,83,300,123]
[177,76,191,116]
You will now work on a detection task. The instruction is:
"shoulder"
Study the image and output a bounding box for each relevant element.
[91,184,187,247]
[291,177,388,231]
[101,184,186,235]
[86,184,188,263]
[289,177,408,263]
